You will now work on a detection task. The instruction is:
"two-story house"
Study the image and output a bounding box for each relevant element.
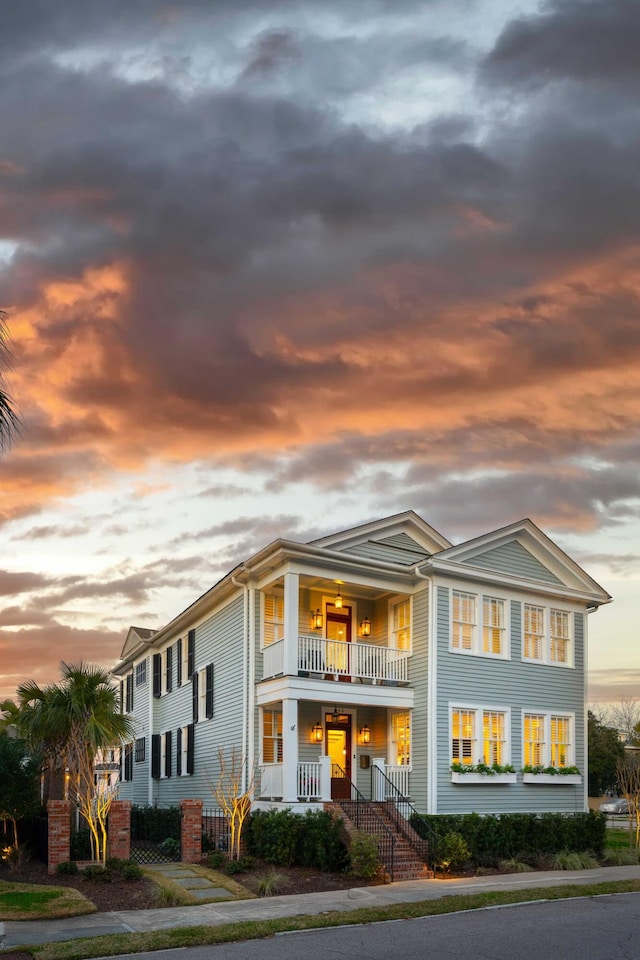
[113,511,610,815]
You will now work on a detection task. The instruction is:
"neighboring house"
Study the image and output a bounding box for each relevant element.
[113,511,610,815]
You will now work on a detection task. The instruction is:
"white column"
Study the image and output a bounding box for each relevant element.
[319,755,331,802]
[283,571,299,677]
[282,698,299,802]
[372,758,386,801]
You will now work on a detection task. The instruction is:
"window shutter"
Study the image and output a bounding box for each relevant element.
[176,727,182,776]
[151,734,161,779]
[164,730,172,778]
[124,742,133,782]
[192,670,198,722]
[153,654,161,698]
[119,680,124,714]
[205,663,214,719]
[187,629,195,679]
[177,638,183,686]
[126,673,133,712]
[186,723,195,774]
[166,646,173,693]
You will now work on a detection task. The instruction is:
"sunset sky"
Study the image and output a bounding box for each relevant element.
[0,0,638,706]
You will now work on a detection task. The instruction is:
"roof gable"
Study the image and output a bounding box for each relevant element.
[119,625,156,661]
[310,511,452,562]
[437,519,611,601]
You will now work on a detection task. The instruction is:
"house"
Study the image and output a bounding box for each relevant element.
[112,511,611,815]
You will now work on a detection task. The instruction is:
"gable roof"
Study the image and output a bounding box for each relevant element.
[310,510,452,561]
[431,518,611,604]
[118,625,156,662]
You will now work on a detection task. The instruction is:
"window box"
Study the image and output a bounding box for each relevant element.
[522,773,581,784]
[451,771,517,784]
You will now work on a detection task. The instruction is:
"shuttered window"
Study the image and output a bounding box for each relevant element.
[263,593,284,647]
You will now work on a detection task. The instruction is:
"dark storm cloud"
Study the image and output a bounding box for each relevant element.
[482,0,640,88]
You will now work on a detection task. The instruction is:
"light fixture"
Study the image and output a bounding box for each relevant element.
[359,617,371,637]
[311,723,323,743]
[331,706,341,723]
[334,591,343,609]
[311,609,323,630]
[359,725,371,745]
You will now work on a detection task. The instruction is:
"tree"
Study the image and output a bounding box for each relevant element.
[212,747,254,860]
[0,310,19,451]
[0,733,41,853]
[607,698,640,744]
[588,710,625,796]
[616,754,640,849]
[15,661,132,810]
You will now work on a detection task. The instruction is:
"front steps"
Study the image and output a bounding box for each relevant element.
[326,800,433,881]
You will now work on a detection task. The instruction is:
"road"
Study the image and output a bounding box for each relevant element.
[111,891,640,960]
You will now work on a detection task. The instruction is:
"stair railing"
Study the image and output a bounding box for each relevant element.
[371,764,438,868]
[333,765,397,881]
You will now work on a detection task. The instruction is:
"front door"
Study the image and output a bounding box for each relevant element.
[326,712,352,800]
[326,606,352,681]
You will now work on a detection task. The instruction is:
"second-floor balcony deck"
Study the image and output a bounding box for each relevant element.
[262,634,409,685]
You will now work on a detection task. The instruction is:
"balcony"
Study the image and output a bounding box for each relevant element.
[263,635,409,685]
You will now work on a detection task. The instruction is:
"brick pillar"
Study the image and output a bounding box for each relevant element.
[180,799,203,863]
[47,800,71,874]
[108,800,132,861]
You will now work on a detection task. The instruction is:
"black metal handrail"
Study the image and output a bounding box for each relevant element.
[371,765,438,867]
[334,765,397,881]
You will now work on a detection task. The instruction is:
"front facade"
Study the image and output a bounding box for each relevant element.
[113,511,610,814]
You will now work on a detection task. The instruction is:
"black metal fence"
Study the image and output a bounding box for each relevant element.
[130,804,182,863]
[202,807,230,853]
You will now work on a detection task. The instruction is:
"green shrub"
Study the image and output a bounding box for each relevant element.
[498,857,534,873]
[348,831,381,879]
[224,856,255,875]
[296,810,348,873]
[249,868,292,897]
[246,810,301,866]
[552,849,600,870]
[437,832,470,873]
[70,827,93,860]
[55,860,79,875]
[83,864,113,882]
[158,837,181,857]
[207,850,227,869]
[601,848,640,866]
[246,808,348,872]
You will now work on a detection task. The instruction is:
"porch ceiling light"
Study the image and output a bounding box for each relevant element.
[359,617,371,637]
[311,723,323,743]
[360,725,371,745]
[311,609,323,630]
[334,591,343,609]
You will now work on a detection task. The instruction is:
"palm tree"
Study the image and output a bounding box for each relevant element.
[0,309,19,450]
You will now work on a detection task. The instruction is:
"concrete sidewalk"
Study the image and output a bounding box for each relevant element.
[3,865,640,950]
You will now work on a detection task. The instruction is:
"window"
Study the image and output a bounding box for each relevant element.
[523,711,574,768]
[391,712,411,766]
[153,653,161,698]
[194,664,213,722]
[451,705,509,765]
[125,674,133,712]
[452,591,475,651]
[451,591,509,658]
[135,659,147,686]
[524,605,544,660]
[391,598,411,651]
[263,708,283,763]
[263,593,284,647]
[483,598,505,655]
[176,724,194,776]
[134,737,146,763]
[523,605,572,666]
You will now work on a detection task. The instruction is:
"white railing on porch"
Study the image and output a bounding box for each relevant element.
[260,762,283,798]
[298,634,408,683]
[383,764,410,798]
[297,761,322,799]
[263,638,284,678]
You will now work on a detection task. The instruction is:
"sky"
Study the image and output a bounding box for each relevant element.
[0,0,638,707]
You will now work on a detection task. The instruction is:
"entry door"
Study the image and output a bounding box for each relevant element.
[326,607,352,682]
[327,713,352,800]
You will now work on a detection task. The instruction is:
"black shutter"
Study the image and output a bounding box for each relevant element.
[192,670,198,722]
[177,638,183,686]
[124,742,133,782]
[186,723,194,774]
[166,646,173,694]
[176,727,182,776]
[119,680,124,714]
[153,653,161,698]
[126,673,133,712]
[205,663,214,719]
[187,629,195,679]
[164,730,172,778]
[151,734,161,779]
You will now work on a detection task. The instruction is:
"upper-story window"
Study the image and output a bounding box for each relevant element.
[263,593,284,647]
[523,604,572,666]
[451,591,508,658]
[391,598,411,651]
[135,659,147,686]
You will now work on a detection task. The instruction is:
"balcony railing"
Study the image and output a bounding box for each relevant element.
[259,761,323,801]
[262,635,409,684]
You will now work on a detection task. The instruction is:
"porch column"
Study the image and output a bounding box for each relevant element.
[283,571,299,677]
[282,698,299,802]
[372,758,386,801]
[319,755,331,802]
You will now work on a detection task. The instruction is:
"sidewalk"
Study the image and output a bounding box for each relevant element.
[3,864,640,950]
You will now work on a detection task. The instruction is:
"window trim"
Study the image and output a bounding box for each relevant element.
[262,591,285,650]
[262,707,283,764]
[389,596,412,653]
[449,701,513,767]
[389,711,412,768]
[522,604,574,667]
[449,590,510,660]
[134,737,146,763]
[135,659,147,687]
[522,710,576,770]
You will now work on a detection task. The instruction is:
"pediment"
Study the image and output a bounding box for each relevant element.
[119,625,156,661]
[311,511,452,564]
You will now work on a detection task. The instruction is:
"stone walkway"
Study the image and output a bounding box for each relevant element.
[143,863,236,902]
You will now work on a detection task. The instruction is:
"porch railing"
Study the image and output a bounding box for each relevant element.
[334,765,397,881]
[260,762,283,798]
[371,764,437,868]
[258,761,324,800]
[262,635,408,683]
[297,761,322,799]
[378,764,410,798]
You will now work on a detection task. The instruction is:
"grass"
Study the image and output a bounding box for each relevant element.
[20,878,640,960]
[0,882,96,921]
[140,864,255,906]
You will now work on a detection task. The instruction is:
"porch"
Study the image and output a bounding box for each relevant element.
[263,635,409,684]
[258,757,411,803]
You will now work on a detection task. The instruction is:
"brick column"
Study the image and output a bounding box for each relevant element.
[180,799,203,863]
[47,800,71,874]
[108,800,132,861]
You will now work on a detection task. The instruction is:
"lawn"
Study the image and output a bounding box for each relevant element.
[0,881,96,921]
